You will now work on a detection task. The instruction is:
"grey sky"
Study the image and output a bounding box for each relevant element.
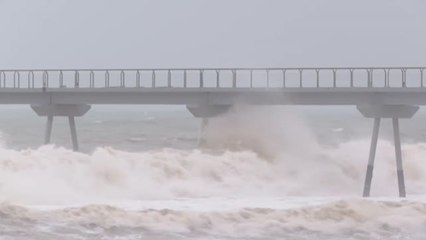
[0,0,425,68]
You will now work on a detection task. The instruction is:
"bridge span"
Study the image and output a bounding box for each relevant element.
[1,67,426,198]
[0,67,425,105]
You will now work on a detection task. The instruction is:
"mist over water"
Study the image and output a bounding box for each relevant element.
[0,106,426,239]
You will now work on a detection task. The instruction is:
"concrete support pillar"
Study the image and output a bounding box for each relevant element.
[32,104,91,151]
[392,118,406,197]
[199,118,209,146]
[68,116,79,151]
[44,115,54,144]
[357,105,418,197]
[363,117,380,197]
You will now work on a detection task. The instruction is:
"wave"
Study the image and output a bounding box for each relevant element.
[0,106,426,205]
[0,140,426,205]
[1,199,426,239]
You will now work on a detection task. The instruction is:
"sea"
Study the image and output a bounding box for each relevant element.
[0,105,425,240]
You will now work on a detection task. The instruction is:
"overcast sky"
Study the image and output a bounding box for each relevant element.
[0,0,425,69]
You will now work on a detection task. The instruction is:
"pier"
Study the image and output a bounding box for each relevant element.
[1,67,425,197]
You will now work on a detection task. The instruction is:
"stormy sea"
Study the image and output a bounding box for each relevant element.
[0,105,425,240]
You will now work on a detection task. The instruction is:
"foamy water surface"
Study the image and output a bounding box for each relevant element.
[0,106,425,239]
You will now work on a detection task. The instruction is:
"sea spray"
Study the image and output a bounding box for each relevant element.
[202,106,320,159]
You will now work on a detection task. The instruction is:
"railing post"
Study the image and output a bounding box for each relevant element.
[90,71,95,88]
[250,70,253,88]
[105,71,110,88]
[266,70,270,88]
[14,71,20,88]
[367,69,372,88]
[282,69,286,88]
[333,69,337,88]
[350,69,354,88]
[59,70,64,88]
[43,71,49,89]
[183,70,187,88]
[74,71,79,88]
[168,70,172,88]
[120,71,125,87]
[216,70,220,88]
[152,70,156,88]
[299,69,302,88]
[316,69,320,88]
[199,70,204,88]
[232,70,236,88]
[385,69,389,88]
[28,71,34,88]
[421,69,424,88]
[136,70,141,88]
[402,69,406,88]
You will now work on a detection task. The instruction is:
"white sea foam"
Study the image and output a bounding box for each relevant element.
[0,107,426,204]
[1,198,426,239]
[1,138,426,205]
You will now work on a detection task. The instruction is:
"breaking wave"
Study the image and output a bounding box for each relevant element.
[1,140,426,206]
[0,107,425,205]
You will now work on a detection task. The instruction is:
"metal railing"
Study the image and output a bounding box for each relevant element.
[0,67,424,89]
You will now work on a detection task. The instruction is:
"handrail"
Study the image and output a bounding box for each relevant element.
[0,67,425,72]
[0,67,424,89]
